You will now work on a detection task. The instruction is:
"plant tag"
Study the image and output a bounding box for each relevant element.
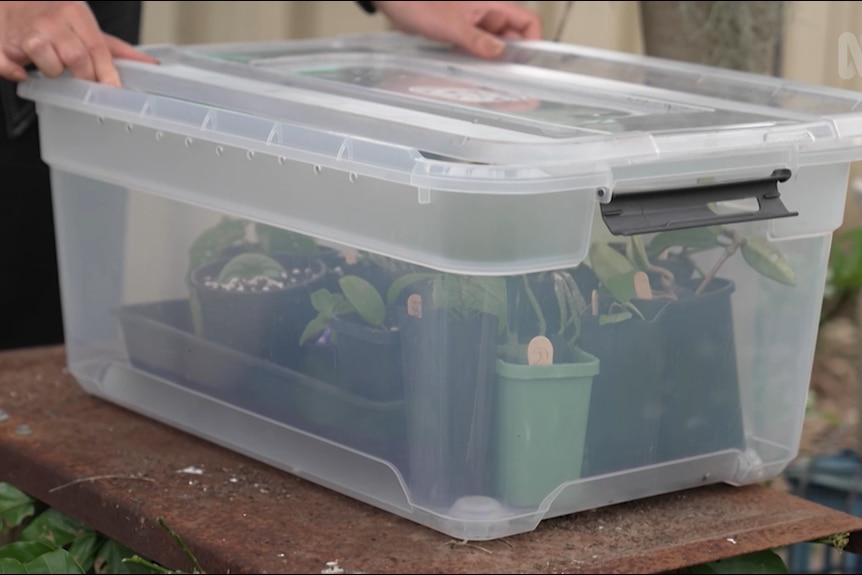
[407,294,423,318]
[343,251,358,266]
[591,290,599,316]
[633,271,652,300]
[527,336,553,366]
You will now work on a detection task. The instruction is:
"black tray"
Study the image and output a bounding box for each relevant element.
[114,299,406,465]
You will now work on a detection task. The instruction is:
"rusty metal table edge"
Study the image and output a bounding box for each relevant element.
[2,345,862,574]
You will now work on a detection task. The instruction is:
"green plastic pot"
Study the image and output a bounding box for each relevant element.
[493,345,599,509]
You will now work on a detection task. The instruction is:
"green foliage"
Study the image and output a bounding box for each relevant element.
[0,483,196,574]
[828,228,862,292]
[0,541,84,574]
[0,483,34,532]
[822,227,862,324]
[740,236,796,287]
[386,272,508,332]
[216,253,286,284]
[254,222,319,255]
[682,549,788,574]
[300,275,387,346]
[186,217,248,276]
[588,226,796,327]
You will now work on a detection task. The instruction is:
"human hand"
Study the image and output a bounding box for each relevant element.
[374,1,543,59]
[0,1,157,86]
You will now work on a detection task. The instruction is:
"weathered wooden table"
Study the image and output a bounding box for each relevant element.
[1,345,861,574]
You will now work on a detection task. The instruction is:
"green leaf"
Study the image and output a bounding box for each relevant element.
[96,539,159,574]
[0,543,84,574]
[332,297,356,316]
[741,236,797,287]
[20,508,88,549]
[829,229,862,289]
[300,315,334,346]
[431,275,462,312]
[646,227,722,257]
[603,270,639,305]
[463,277,508,332]
[216,253,286,284]
[561,271,588,316]
[589,242,637,297]
[553,274,570,337]
[688,549,788,574]
[0,483,35,532]
[187,217,248,274]
[254,223,319,255]
[598,311,633,326]
[310,288,337,314]
[338,275,385,327]
[386,273,436,305]
[66,530,102,573]
[626,236,651,271]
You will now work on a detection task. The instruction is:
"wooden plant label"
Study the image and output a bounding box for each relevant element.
[527,335,553,366]
[591,290,599,316]
[407,294,423,318]
[343,251,358,266]
[633,271,653,300]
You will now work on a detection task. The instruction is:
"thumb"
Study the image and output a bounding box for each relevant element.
[105,35,159,64]
[454,26,506,59]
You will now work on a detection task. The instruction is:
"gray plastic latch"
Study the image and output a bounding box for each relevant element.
[600,168,797,236]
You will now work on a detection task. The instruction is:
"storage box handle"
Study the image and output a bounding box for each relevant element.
[600,168,797,236]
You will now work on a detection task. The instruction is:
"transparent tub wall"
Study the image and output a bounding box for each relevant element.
[50,168,837,540]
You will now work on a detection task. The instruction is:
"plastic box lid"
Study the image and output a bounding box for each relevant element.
[17,33,862,273]
[21,33,862,190]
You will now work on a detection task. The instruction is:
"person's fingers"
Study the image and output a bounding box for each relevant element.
[501,29,524,41]
[104,34,158,64]
[488,3,543,41]
[0,52,27,82]
[18,29,65,78]
[66,3,120,86]
[451,22,506,59]
[475,10,512,37]
[55,27,97,83]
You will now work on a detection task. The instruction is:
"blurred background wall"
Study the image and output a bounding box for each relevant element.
[138,1,862,229]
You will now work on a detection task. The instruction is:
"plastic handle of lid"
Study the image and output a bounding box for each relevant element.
[600,168,797,236]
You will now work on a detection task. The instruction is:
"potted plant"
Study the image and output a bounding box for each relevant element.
[186,217,329,370]
[386,271,506,511]
[288,273,408,464]
[299,274,402,401]
[492,270,600,509]
[581,227,796,471]
[325,249,418,298]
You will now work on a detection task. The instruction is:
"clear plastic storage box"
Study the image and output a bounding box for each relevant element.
[18,33,862,540]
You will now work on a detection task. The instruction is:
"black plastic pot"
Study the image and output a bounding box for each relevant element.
[578,277,745,472]
[329,314,402,401]
[188,252,327,370]
[398,306,498,511]
[579,297,671,476]
[656,277,746,462]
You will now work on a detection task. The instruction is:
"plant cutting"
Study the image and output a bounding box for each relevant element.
[492,270,600,509]
[386,271,507,511]
[580,226,797,470]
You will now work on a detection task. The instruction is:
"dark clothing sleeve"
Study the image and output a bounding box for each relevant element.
[355,1,377,14]
[0,1,142,350]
